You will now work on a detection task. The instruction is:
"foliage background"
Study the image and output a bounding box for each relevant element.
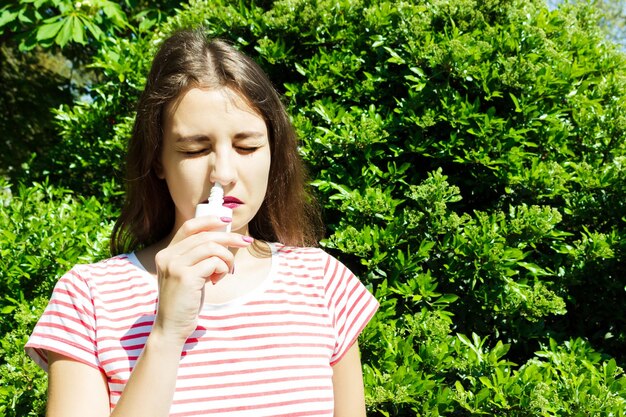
[1,0,625,415]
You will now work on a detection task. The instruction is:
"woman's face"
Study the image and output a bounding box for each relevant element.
[158,87,271,236]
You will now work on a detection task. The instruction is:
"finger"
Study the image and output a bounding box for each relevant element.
[174,231,254,253]
[170,216,233,245]
[193,256,230,283]
[155,234,252,279]
[181,241,234,269]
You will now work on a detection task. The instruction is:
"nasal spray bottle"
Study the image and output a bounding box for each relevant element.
[194,183,232,232]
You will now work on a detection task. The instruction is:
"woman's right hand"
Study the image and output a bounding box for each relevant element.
[151,216,252,345]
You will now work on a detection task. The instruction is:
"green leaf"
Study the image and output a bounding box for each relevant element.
[384,46,406,65]
[54,17,73,47]
[100,0,128,28]
[71,15,85,45]
[83,17,104,40]
[0,10,18,28]
[138,17,156,32]
[294,62,306,76]
[436,294,459,304]
[509,92,522,113]
[36,19,64,41]
[1,305,16,314]
[479,376,493,389]
[518,261,551,276]
[17,7,34,23]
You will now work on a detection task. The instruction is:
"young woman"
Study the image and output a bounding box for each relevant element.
[26,28,378,417]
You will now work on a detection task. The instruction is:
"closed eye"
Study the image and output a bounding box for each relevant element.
[236,146,260,154]
[182,149,210,156]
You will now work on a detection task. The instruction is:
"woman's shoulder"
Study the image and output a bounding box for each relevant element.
[70,253,135,272]
[272,243,345,273]
[63,253,149,286]
[273,243,329,259]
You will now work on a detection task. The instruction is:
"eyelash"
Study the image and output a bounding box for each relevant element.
[183,149,207,156]
[236,146,259,154]
[182,147,259,156]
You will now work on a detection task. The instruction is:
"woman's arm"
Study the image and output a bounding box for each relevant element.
[46,216,252,417]
[47,351,110,417]
[46,332,185,417]
[332,342,367,417]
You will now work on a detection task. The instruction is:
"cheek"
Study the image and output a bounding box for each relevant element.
[243,152,270,185]
[259,157,271,193]
[164,161,209,197]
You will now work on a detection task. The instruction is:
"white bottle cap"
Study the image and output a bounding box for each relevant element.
[195,183,232,232]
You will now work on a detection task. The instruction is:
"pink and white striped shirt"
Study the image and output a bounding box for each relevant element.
[26,244,378,416]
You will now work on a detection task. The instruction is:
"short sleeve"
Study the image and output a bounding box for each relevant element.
[323,253,379,365]
[25,267,99,372]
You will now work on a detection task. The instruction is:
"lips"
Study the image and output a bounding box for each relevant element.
[223,195,243,209]
[199,196,243,207]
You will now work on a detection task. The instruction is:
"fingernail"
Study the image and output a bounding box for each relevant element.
[230,264,235,274]
[242,236,254,243]
[220,216,232,222]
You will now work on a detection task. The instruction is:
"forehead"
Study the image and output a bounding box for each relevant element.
[164,87,264,126]
[160,86,273,154]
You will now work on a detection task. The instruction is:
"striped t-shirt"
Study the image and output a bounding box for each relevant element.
[26,244,379,416]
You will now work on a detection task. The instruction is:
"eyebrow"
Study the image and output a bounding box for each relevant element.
[175,131,266,143]
[233,131,267,140]
[176,135,210,143]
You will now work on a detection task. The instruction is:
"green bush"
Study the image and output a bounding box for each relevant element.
[0,297,48,417]
[2,0,626,415]
[0,179,114,416]
[0,180,114,320]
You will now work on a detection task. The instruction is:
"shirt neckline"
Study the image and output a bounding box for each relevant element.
[126,243,278,310]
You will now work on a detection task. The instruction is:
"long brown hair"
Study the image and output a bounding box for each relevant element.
[110,28,322,255]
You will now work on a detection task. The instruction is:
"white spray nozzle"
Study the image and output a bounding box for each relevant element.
[208,182,224,208]
[195,183,232,232]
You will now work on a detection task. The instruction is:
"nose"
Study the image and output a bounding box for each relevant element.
[209,146,237,186]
